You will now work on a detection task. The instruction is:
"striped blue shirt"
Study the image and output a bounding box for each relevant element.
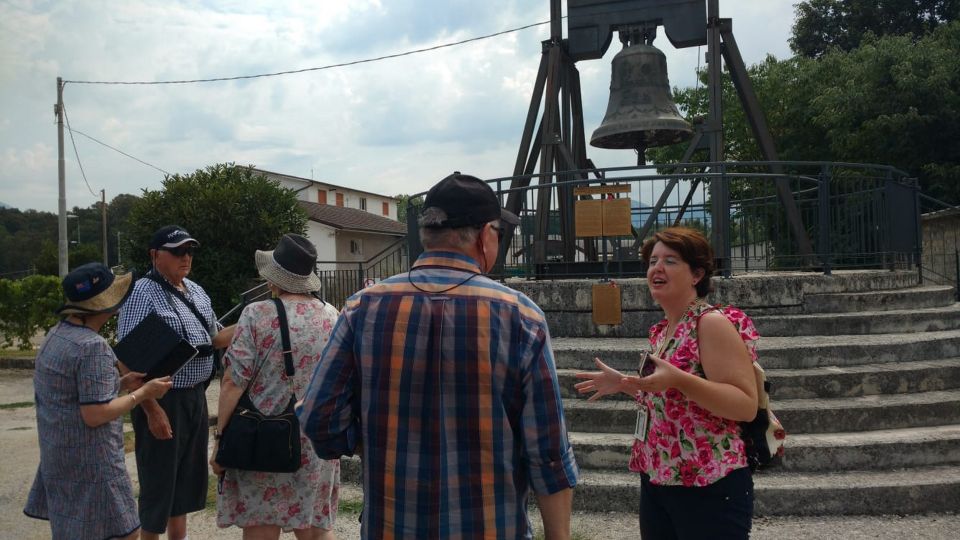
[298,250,579,539]
[118,275,217,388]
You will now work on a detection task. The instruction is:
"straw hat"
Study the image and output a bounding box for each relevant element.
[255,234,322,294]
[57,263,135,315]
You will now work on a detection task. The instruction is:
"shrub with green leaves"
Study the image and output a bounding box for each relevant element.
[124,163,307,317]
[0,275,62,349]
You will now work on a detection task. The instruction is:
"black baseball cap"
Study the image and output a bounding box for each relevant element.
[149,225,200,250]
[422,172,519,228]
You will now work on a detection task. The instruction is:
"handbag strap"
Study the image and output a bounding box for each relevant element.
[240,298,296,397]
[272,297,295,377]
[146,270,213,332]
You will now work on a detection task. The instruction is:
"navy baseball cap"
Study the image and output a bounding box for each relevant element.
[422,172,519,228]
[149,225,200,250]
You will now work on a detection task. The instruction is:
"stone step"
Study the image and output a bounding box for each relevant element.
[802,286,955,313]
[567,425,960,473]
[574,466,960,516]
[753,304,960,337]
[545,302,960,339]
[510,270,922,315]
[551,330,960,371]
[557,358,960,401]
[561,389,960,434]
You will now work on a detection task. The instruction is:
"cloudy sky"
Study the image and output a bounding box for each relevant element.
[1,0,800,212]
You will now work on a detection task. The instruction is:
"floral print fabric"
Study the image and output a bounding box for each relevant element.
[629,301,760,486]
[217,298,340,530]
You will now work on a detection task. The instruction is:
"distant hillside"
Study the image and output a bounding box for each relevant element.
[0,202,10,209]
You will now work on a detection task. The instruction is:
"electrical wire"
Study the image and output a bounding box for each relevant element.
[66,126,171,176]
[64,18,554,86]
[60,103,98,198]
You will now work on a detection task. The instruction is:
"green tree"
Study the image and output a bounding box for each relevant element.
[107,193,140,266]
[394,194,424,224]
[650,21,960,204]
[791,0,960,58]
[125,163,307,315]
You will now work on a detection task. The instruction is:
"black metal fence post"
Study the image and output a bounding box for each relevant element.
[818,165,832,275]
[955,249,959,302]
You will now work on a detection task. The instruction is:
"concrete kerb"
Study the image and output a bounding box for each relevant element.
[506,270,920,313]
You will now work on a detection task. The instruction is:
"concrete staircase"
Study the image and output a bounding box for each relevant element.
[509,270,960,516]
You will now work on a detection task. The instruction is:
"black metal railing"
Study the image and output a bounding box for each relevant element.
[918,194,960,300]
[405,161,920,280]
[316,239,408,309]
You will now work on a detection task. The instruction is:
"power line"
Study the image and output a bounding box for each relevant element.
[67,126,171,176]
[60,102,98,199]
[63,19,553,86]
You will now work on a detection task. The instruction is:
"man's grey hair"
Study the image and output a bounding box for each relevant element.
[418,207,481,249]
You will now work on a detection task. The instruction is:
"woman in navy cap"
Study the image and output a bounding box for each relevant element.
[24,263,172,539]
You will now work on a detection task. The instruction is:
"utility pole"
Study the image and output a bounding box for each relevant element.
[56,77,68,277]
[101,189,108,265]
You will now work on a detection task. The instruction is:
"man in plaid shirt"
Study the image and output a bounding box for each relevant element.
[298,173,579,539]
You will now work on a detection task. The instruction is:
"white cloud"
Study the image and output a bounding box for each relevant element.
[0,0,801,211]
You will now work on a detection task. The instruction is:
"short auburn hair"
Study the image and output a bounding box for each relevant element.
[640,226,715,297]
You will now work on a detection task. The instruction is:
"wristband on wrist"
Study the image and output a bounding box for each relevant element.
[129,392,138,406]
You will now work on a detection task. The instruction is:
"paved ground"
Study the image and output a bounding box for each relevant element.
[2,368,958,539]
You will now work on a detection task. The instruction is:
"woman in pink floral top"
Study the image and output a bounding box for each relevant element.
[211,234,340,539]
[576,227,759,539]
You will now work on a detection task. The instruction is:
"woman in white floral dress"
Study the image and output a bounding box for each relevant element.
[575,227,760,539]
[211,234,340,540]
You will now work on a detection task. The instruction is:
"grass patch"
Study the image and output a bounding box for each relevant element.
[0,349,36,359]
[0,401,34,410]
[338,498,363,516]
[207,474,219,510]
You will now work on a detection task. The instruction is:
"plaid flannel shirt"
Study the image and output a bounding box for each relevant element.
[297,250,579,539]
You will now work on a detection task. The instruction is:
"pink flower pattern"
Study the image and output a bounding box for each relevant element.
[628,303,760,486]
[217,299,342,530]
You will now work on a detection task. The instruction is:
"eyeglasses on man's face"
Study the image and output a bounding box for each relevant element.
[161,245,197,257]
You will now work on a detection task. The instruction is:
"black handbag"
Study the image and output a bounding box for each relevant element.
[215,298,301,473]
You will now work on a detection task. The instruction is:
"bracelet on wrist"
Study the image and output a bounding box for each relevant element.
[129,392,138,405]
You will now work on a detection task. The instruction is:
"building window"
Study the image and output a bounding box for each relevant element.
[349,239,362,255]
[382,202,389,216]
[360,197,367,211]
[336,193,344,207]
[317,190,327,205]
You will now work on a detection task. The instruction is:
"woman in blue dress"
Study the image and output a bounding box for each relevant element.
[23,263,172,539]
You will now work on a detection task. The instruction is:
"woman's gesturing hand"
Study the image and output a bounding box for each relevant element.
[574,357,630,401]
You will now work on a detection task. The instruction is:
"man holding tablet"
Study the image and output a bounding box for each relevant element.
[118,225,235,540]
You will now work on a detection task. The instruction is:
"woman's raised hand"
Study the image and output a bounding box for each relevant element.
[574,357,629,401]
[140,376,173,400]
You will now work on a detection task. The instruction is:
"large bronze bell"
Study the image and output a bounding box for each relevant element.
[590,43,692,151]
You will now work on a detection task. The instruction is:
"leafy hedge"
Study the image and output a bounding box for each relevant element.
[0,275,62,350]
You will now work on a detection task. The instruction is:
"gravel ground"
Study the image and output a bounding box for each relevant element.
[3,368,959,539]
